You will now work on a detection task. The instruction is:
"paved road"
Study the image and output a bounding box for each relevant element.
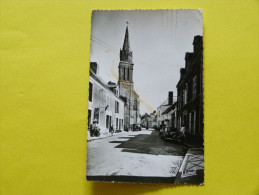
[87,129,188,183]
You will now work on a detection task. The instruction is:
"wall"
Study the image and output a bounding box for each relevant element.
[88,75,124,133]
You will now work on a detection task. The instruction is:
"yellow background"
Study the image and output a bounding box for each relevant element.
[0,0,258,194]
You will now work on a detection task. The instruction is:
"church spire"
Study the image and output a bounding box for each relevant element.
[122,24,130,52]
[120,23,133,63]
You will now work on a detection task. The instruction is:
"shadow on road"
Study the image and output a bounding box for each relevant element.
[109,131,188,156]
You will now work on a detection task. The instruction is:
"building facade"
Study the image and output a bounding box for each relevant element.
[161,102,177,129]
[157,92,174,127]
[176,35,203,145]
[118,25,140,130]
[140,112,157,129]
[88,62,124,135]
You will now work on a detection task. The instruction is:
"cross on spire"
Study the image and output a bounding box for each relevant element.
[126,21,129,26]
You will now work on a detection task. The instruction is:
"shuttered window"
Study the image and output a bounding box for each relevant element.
[115,101,119,113]
[89,82,93,102]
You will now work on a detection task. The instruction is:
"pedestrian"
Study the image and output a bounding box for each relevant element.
[89,120,96,137]
[180,125,186,143]
[91,119,100,137]
[111,124,114,135]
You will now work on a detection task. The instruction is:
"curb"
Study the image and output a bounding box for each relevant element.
[87,131,126,142]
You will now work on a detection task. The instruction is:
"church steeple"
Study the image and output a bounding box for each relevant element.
[122,25,130,52]
[120,24,133,63]
[118,23,139,130]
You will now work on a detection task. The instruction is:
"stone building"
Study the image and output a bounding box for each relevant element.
[157,91,174,127]
[176,35,203,146]
[118,25,140,130]
[88,62,124,135]
[161,102,177,129]
[140,112,157,129]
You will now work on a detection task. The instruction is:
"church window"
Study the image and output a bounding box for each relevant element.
[133,100,138,110]
[128,68,130,81]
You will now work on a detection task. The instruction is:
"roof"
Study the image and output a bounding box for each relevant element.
[161,102,177,115]
[132,90,139,98]
[185,52,193,60]
[89,69,123,103]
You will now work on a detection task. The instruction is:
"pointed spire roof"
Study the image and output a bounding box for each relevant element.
[122,25,130,51]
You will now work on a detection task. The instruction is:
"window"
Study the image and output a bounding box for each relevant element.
[178,95,181,108]
[184,115,187,127]
[189,113,192,133]
[106,115,109,129]
[89,82,93,102]
[88,109,92,128]
[116,118,118,129]
[192,76,197,98]
[128,69,130,81]
[133,100,138,110]
[183,90,188,105]
[186,84,188,102]
[115,101,119,113]
[192,111,196,134]
[123,68,126,80]
[106,115,111,130]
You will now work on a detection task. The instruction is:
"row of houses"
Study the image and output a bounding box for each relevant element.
[156,35,204,146]
[140,112,157,129]
[88,62,125,135]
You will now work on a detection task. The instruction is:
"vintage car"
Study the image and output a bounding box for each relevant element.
[132,124,141,131]
[160,127,178,141]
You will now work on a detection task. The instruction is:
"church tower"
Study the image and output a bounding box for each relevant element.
[118,25,134,86]
[118,24,139,130]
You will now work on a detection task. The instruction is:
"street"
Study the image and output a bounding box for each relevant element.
[87,129,189,183]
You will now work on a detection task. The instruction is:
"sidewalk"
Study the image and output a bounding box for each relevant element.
[174,148,204,185]
[87,128,152,142]
[87,131,127,142]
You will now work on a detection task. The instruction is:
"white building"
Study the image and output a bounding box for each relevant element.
[140,112,157,129]
[157,92,176,128]
[88,62,124,135]
[160,103,177,128]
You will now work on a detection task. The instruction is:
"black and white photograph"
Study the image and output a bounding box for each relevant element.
[87,10,204,184]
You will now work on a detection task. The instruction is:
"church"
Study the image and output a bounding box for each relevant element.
[118,25,140,130]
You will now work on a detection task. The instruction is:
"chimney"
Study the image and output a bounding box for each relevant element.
[180,68,186,78]
[193,35,203,53]
[185,52,193,69]
[90,62,99,75]
[168,91,173,105]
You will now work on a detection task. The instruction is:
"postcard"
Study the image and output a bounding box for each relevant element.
[87,10,204,184]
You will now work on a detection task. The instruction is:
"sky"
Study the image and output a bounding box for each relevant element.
[90,10,203,115]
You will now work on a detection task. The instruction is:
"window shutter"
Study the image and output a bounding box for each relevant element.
[194,111,196,134]
[189,113,192,133]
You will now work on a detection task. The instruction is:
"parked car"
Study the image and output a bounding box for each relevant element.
[132,124,141,131]
[160,127,179,141]
[159,128,164,137]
